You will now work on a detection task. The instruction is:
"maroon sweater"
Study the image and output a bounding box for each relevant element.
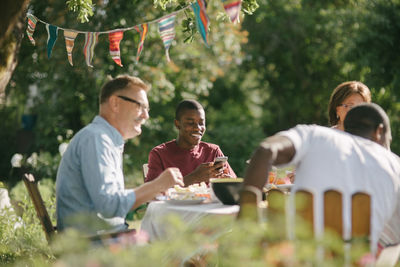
[145,140,236,182]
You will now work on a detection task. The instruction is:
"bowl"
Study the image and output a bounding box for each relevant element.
[210,178,244,205]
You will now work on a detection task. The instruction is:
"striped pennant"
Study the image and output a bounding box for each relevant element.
[63,31,78,66]
[191,0,209,46]
[222,0,242,23]
[108,31,124,67]
[83,32,99,67]
[26,14,38,45]
[133,24,148,62]
[158,14,176,62]
[46,24,59,58]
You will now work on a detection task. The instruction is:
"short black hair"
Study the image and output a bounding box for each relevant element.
[344,103,390,139]
[175,99,204,120]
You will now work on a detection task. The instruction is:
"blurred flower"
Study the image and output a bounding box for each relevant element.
[57,135,63,142]
[59,143,69,156]
[66,129,74,138]
[27,152,38,167]
[11,153,23,168]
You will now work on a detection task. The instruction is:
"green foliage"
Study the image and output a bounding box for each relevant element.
[66,0,94,23]
[4,209,368,266]
[0,178,371,266]
[344,0,400,152]
[0,195,54,265]
[1,0,251,185]
[3,0,396,264]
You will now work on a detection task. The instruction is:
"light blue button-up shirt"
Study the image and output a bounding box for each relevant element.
[56,116,136,234]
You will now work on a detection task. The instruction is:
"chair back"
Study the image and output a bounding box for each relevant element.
[294,189,371,241]
[22,173,56,242]
[324,190,343,237]
[351,192,371,238]
[294,190,314,237]
[237,186,262,221]
[142,163,149,181]
[266,189,287,220]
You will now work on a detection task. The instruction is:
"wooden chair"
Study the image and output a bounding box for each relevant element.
[22,173,136,244]
[236,186,263,222]
[294,190,314,238]
[142,163,149,182]
[291,189,372,265]
[294,189,371,241]
[22,173,56,242]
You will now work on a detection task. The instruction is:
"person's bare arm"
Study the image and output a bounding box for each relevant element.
[243,135,295,190]
[131,167,184,210]
[182,162,224,186]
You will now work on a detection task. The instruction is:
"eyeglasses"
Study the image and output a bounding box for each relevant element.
[117,95,150,113]
[338,103,355,109]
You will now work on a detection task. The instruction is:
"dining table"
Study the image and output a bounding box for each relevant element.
[140,200,239,242]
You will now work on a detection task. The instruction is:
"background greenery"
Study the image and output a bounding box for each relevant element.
[1,0,400,265]
[3,0,400,188]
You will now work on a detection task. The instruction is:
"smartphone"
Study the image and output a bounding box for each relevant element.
[214,156,228,163]
[214,157,228,171]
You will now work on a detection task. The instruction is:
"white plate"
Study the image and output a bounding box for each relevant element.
[165,198,206,205]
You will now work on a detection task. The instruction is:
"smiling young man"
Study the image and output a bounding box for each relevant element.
[145,99,236,186]
[56,75,184,234]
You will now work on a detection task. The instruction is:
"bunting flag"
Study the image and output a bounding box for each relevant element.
[63,31,78,66]
[25,1,243,67]
[108,31,124,67]
[133,24,148,62]
[46,24,59,58]
[191,0,209,46]
[26,14,38,45]
[222,0,242,23]
[158,14,176,62]
[83,32,99,67]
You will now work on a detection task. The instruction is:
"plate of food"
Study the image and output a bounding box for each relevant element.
[165,183,210,205]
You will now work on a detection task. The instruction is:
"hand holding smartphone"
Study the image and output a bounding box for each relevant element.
[214,156,228,171]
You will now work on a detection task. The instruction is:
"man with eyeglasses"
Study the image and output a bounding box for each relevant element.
[145,99,236,186]
[56,75,184,235]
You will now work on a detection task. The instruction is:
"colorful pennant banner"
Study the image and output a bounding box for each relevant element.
[84,32,99,67]
[133,24,148,62]
[26,14,37,45]
[64,30,78,66]
[109,31,124,67]
[191,0,209,47]
[46,24,58,58]
[158,14,176,62]
[222,0,242,23]
[25,0,242,67]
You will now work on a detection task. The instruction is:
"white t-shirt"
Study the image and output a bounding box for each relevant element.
[278,125,400,252]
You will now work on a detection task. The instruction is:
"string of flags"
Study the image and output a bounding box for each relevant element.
[25,0,242,68]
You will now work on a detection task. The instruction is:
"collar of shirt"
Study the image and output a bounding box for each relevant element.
[93,115,125,148]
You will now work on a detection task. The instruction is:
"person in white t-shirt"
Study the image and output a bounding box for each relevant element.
[239,103,400,254]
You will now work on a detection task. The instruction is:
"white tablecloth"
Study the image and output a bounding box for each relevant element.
[140,201,239,242]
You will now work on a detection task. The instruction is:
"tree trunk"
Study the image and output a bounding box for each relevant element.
[0,0,30,104]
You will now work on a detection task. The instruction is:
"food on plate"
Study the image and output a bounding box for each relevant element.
[276,176,292,185]
[168,182,211,200]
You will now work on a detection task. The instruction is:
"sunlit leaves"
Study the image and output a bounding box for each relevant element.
[66,0,95,23]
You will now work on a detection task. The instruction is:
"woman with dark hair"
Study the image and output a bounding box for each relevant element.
[328,81,371,131]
